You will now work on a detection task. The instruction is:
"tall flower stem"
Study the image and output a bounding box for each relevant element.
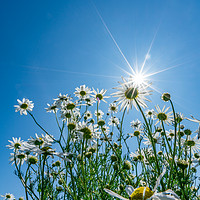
[134,99,165,191]
[167,100,177,188]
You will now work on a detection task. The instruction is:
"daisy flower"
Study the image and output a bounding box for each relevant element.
[91,88,109,103]
[28,133,54,148]
[84,111,93,119]
[14,98,34,115]
[128,127,143,137]
[9,152,27,165]
[108,116,120,126]
[101,125,110,134]
[77,121,99,140]
[130,119,141,130]
[108,103,118,113]
[154,105,173,126]
[1,193,15,200]
[54,93,70,107]
[7,137,24,150]
[61,100,80,112]
[94,110,104,119]
[112,77,151,112]
[45,102,58,113]
[166,130,175,138]
[186,115,200,138]
[182,135,200,154]
[145,109,155,118]
[104,167,180,200]
[74,85,92,99]
[84,97,96,106]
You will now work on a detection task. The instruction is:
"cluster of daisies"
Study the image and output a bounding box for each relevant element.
[3,76,200,199]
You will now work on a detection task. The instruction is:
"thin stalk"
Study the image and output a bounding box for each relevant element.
[134,99,165,191]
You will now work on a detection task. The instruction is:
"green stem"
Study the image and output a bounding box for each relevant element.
[134,99,165,191]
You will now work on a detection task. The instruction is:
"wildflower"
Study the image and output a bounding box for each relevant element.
[14,98,34,115]
[145,109,155,118]
[130,150,144,162]
[27,156,38,165]
[67,121,76,131]
[7,137,24,150]
[85,97,96,106]
[84,111,92,119]
[186,115,200,138]
[1,193,15,200]
[45,102,58,113]
[182,135,200,154]
[62,100,76,111]
[28,133,54,148]
[175,113,184,123]
[166,130,175,138]
[104,166,180,200]
[9,152,27,165]
[108,103,118,113]
[101,125,110,134]
[108,116,120,126]
[77,121,99,140]
[154,105,173,126]
[112,77,151,112]
[130,119,141,129]
[143,132,162,146]
[94,110,104,119]
[54,93,70,107]
[91,88,109,103]
[74,85,92,99]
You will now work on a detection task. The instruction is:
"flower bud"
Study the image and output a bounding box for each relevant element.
[123,160,132,170]
[111,154,118,162]
[161,93,171,102]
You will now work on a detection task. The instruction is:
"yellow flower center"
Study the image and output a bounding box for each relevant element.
[130,187,154,200]
[20,103,28,109]
[157,113,167,121]
[125,87,139,100]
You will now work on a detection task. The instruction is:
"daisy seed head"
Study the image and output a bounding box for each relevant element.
[178,131,184,137]
[54,160,61,167]
[98,120,105,126]
[66,103,75,110]
[194,153,200,159]
[68,123,76,131]
[28,156,38,165]
[133,130,140,136]
[186,140,195,147]
[177,159,189,170]
[80,127,92,139]
[184,129,192,136]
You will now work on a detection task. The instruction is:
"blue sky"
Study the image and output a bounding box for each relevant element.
[1,0,200,197]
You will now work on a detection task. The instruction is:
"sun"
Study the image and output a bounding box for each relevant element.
[132,72,146,86]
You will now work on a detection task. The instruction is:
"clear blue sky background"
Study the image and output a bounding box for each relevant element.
[1,0,200,198]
